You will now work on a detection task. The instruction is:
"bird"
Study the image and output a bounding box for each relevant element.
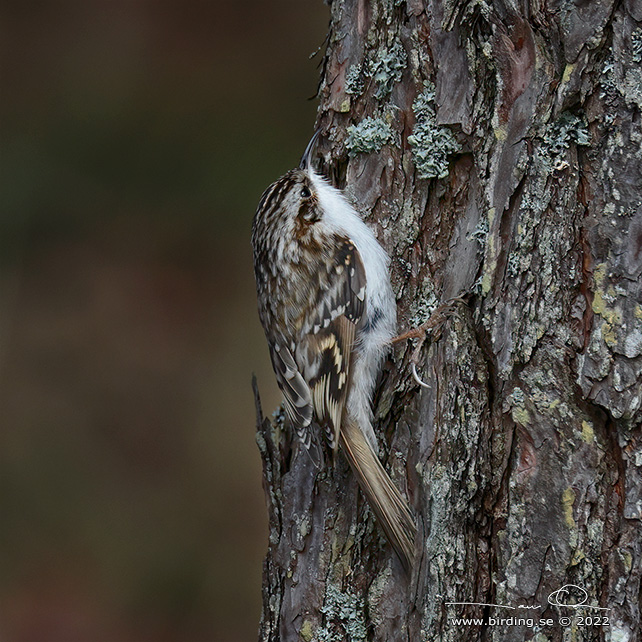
[251,135,416,572]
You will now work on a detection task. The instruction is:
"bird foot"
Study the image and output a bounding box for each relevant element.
[391,297,466,388]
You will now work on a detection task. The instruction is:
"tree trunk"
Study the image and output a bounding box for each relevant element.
[254,1,642,640]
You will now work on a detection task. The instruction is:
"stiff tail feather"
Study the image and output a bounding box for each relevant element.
[340,420,416,573]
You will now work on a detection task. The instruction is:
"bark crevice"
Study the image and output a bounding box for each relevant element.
[256,1,642,640]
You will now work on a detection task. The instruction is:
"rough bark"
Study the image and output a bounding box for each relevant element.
[255,1,642,640]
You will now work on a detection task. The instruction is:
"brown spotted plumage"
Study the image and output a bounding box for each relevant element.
[252,155,416,572]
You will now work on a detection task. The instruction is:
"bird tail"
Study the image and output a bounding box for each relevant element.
[340,419,416,573]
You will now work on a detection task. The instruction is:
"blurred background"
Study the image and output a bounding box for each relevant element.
[0,2,328,640]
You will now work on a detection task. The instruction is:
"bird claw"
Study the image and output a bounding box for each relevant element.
[394,296,466,390]
[411,362,431,389]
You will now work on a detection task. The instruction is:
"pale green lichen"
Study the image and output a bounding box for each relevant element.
[407,276,438,329]
[471,273,485,297]
[632,28,642,63]
[482,108,592,373]
[318,584,367,642]
[599,31,642,109]
[468,216,489,245]
[298,514,311,538]
[346,117,393,156]
[562,62,576,84]
[506,252,522,277]
[591,262,624,348]
[507,387,530,425]
[269,405,287,458]
[408,82,460,179]
[345,63,365,96]
[508,387,526,406]
[600,56,618,100]
[562,487,577,530]
[541,111,590,171]
[512,406,531,426]
[271,405,286,426]
[300,620,315,642]
[623,330,642,358]
[609,622,633,642]
[623,67,642,110]
[367,566,393,627]
[369,40,407,99]
[619,548,633,573]
[581,420,595,444]
[382,0,407,11]
[396,199,420,240]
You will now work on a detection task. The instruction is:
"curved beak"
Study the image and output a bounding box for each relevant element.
[299,129,321,170]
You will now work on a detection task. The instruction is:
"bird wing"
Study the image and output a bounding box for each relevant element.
[267,238,367,451]
[268,341,314,447]
[299,239,367,451]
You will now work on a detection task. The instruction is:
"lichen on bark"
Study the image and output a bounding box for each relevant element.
[256,1,642,640]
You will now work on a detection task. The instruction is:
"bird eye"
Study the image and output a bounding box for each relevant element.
[301,185,311,198]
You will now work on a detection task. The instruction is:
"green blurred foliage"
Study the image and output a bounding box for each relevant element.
[0,2,328,640]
